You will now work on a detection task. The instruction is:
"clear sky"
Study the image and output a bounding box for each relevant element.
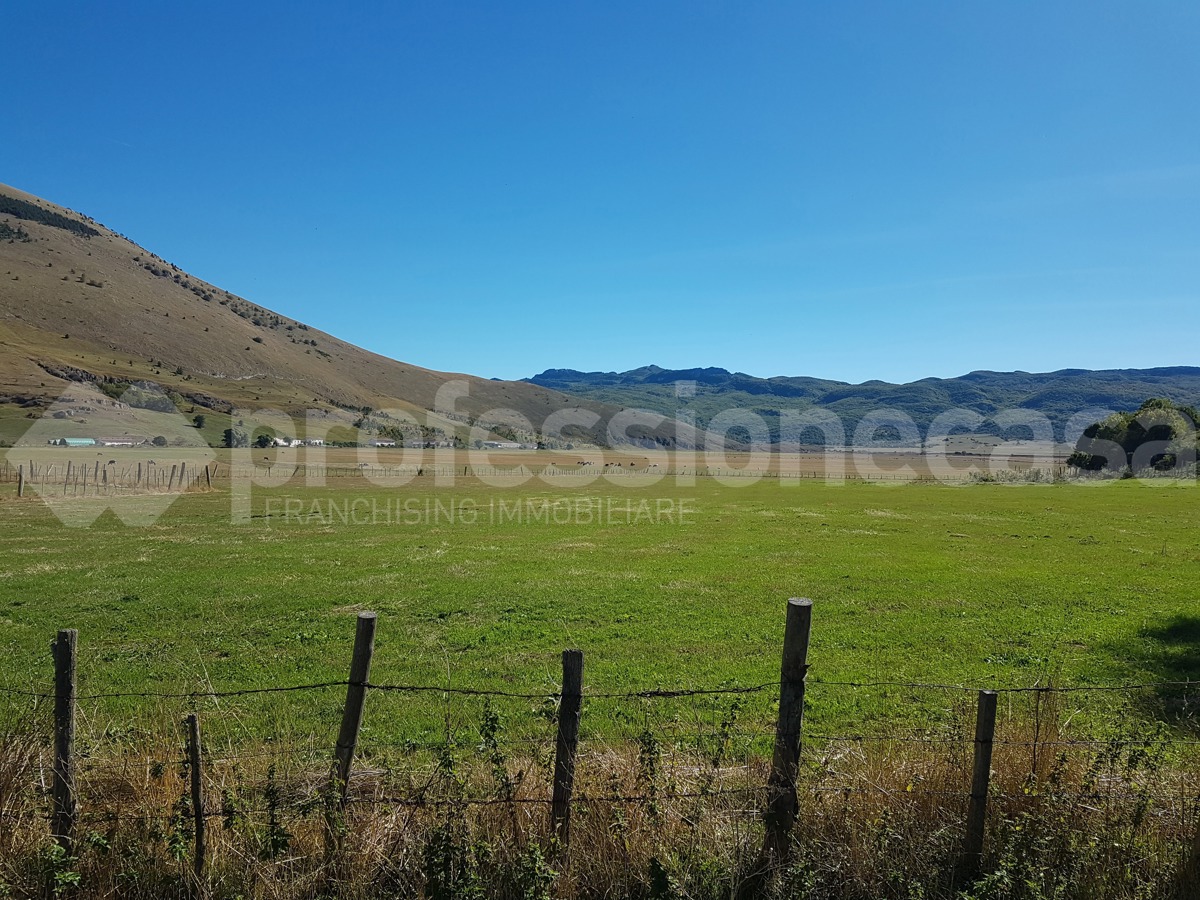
[4,2,1197,384]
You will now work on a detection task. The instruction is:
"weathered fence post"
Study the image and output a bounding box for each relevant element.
[324,612,376,877]
[551,649,584,848]
[186,713,206,888]
[736,600,812,900]
[51,629,78,852]
[16,464,23,498]
[960,690,998,879]
[763,598,813,861]
[332,612,377,804]
[204,464,211,489]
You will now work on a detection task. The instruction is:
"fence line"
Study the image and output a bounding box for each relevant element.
[3,603,1199,894]
[2,459,218,496]
[5,677,1199,704]
[4,459,1077,489]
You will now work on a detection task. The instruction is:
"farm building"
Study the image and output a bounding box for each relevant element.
[55,438,97,447]
[97,437,147,447]
[370,438,397,447]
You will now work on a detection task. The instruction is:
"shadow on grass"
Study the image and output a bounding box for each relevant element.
[1111,615,1200,729]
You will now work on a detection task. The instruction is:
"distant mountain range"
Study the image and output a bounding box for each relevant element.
[5,182,1195,451]
[525,365,1200,443]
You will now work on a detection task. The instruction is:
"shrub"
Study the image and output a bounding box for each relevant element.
[223,428,249,448]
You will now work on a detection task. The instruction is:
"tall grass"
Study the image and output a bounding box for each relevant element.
[1,696,1197,900]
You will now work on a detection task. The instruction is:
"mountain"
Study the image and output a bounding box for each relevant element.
[7,182,1191,452]
[525,365,1200,443]
[0,183,636,447]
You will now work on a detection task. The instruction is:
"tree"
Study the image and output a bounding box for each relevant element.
[193,414,206,430]
[1069,398,1197,473]
[254,433,274,449]
[152,435,168,447]
[223,428,249,449]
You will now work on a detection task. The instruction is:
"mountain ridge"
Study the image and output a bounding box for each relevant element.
[525,365,1200,441]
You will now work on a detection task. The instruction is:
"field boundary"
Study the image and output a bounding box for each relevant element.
[4,600,1200,895]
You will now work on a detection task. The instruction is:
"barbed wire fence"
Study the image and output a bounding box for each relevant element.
[2,600,1200,896]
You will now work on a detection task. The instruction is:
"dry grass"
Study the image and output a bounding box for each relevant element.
[1,696,1198,900]
[0,181,617,448]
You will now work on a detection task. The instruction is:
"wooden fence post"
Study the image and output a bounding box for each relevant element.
[551,649,584,848]
[763,598,813,861]
[736,600,812,900]
[204,464,211,489]
[16,464,23,498]
[961,690,998,879]
[52,629,78,852]
[186,713,206,888]
[332,612,377,804]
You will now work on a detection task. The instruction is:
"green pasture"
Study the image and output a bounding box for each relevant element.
[0,471,1197,753]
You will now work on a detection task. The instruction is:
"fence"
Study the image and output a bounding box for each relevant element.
[3,459,1074,490]
[2,459,216,497]
[2,599,1200,898]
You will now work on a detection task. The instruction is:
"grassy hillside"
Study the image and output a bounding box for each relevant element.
[0,183,623,446]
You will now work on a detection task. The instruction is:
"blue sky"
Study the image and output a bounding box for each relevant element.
[4,2,1197,384]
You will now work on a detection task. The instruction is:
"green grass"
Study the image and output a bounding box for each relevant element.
[1,471,1197,748]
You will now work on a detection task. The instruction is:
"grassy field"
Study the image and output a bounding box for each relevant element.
[2,452,1199,900]
[1,451,1197,750]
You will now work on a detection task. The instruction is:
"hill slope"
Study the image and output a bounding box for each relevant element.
[0,183,622,445]
[526,365,1200,443]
